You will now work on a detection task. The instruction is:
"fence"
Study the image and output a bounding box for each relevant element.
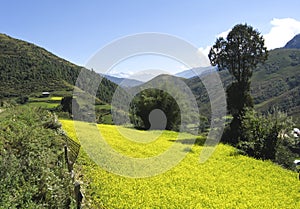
[64,136,83,209]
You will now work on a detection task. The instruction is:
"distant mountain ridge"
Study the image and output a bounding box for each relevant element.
[174,66,217,79]
[100,74,143,87]
[284,34,300,49]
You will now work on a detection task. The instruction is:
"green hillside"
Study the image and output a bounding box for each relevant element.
[186,48,300,125]
[2,33,298,124]
[0,33,117,103]
[252,48,300,123]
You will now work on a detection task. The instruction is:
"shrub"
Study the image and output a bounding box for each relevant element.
[237,108,299,170]
[0,106,74,208]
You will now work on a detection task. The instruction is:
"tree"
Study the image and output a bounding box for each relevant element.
[61,96,73,114]
[60,96,79,115]
[208,24,268,144]
[130,89,181,131]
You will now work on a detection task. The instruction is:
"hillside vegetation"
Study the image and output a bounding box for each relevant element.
[252,49,300,122]
[0,107,74,208]
[1,33,299,125]
[61,120,300,209]
[185,48,300,125]
[1,32,300,209]
[0,33,117,103]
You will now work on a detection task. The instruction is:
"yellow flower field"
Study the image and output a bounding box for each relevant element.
[50,96,63,101]
[61,120,300,209]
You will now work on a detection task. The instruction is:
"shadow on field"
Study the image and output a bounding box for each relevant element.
[168,137,206,146]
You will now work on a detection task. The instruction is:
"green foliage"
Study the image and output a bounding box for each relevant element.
[252,49,300,125]
[129,89,181,131]
[61,120,300,209]
[16,95,29,104]
[208,24,268,144]
[129,75,201,133]
[209,24,268,83]
[95,104,113,124]
[187,48,300,126]
[238,108,299,169]
[26,101,60,109]
[0,33,117,104]
[198,114,209,133]
[57,96,114,124]
[60,96,74,114]
[226,82,253,117]
[0,107,74,208]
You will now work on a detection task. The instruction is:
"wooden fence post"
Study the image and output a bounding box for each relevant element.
[64,139,83,208]
[74,181,83,209]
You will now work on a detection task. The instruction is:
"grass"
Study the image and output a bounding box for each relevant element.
[95,104,111,110]
[26,101,59,109]
[25,96,62,109]
[60,119,300,209]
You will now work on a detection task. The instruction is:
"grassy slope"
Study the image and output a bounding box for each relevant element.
[0,33,118,104]
[61,120,300,209]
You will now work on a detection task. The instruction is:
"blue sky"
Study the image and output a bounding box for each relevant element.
[2,0,300,78]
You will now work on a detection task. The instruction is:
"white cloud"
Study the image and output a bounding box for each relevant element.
[264,18,300,49]
[199,18,300,62]
[197,46,211,67]
[217,29,231,39]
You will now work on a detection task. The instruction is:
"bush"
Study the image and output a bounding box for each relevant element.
[237,108,299,170]
[0,106,74,208]
[129,89,181,131]
[16,95,29,104]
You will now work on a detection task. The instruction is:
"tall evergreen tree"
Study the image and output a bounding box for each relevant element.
[208,24,268,144]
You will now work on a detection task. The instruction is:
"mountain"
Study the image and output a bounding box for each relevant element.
[251,48,300,122]
[175,66,217,79]
[134,34,300,125]
[0,33,118,103]
[185,48,300,125]
[284,34,300,49]
[100,74,143,88]
[105,69,170,82]
[1,33,299,125]
[128,70,167,82]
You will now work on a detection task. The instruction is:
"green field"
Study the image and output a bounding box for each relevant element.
[95,104,112,110]
[25,96,62,109]
[25,101,59,109]
[61,120,300,209]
